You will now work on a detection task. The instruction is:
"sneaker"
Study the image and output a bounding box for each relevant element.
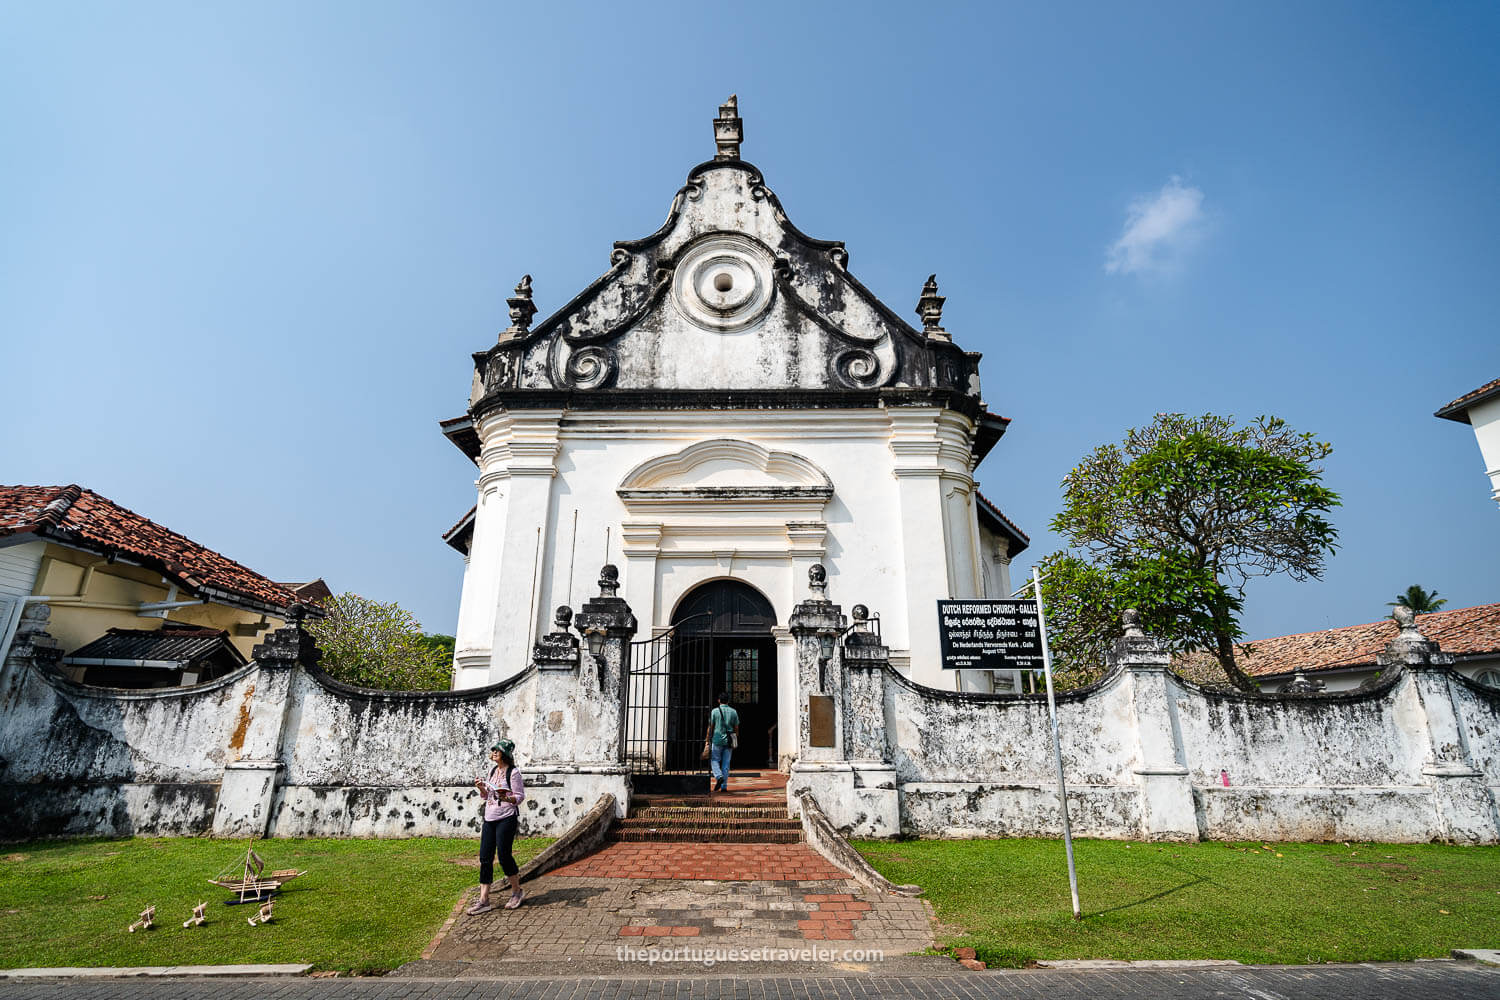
[465,899,494,916]
[504,890,525,910]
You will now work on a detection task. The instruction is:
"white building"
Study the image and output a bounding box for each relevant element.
[441,99,1026,768]
[1436,376,1500,510]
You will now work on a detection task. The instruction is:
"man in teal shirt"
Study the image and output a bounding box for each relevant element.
[706,692,740,793]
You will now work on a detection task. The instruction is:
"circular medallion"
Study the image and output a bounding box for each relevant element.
[671,235,775,332]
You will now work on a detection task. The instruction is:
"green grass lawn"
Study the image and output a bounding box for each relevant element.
[855,838,1500,967]
[0,837,550,973]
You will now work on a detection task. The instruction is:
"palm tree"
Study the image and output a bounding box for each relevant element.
[1389,585,1447,616]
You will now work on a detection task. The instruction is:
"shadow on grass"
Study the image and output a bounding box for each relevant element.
[1083,874,1207,918]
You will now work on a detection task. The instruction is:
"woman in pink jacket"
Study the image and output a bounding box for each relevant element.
[467,738,526,913]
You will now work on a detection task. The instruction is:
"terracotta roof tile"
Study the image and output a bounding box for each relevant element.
[1435,377,1500,423]
[0,485,301,614]
[1174,603,1500,680]
[974,490,1029,555]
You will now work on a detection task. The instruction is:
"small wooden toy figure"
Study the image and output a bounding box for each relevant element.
[182,902,207,928]
[247,898,274,926]
[127,905,156,933]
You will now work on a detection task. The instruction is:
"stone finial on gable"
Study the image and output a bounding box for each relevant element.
[714,95,742,161]
[916,274,950,342]
[503,274,537,339]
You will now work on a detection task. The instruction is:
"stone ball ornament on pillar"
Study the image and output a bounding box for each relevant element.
[598,564,620,597]
[809,562,828,599]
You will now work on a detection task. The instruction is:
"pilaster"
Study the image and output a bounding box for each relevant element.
[1383,609,1500,843]
[213,607,320,838]
[483,409,564,682]
[1112,611,1199,842]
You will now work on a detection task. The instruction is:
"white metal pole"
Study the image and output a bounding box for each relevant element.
[1033,566,1081,920]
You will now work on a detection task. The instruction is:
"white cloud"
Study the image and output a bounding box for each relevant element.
[1105,176,1206,276]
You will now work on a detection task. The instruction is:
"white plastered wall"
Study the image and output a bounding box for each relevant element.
[1466,395,1500,510]
[453,406,989,733]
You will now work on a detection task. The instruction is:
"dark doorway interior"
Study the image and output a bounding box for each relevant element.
[672,580,778,772]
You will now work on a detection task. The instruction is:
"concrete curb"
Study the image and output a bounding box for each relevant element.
[0,964,312,979]
[1453,949,1500,966]
[1033,959,1243,969]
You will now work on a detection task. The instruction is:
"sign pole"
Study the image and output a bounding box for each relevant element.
[1032,566,1081,920]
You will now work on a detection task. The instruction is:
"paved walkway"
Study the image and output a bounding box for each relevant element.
[3,964,1499,998]
[551,843,847,881]
[430,874,930,961]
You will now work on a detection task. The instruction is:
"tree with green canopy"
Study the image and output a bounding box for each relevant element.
[1040,413,1341,692]
[1389,585,1446,616]
[304,592,453,691]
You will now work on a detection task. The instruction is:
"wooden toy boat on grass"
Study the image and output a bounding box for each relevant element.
[209,842,306,904]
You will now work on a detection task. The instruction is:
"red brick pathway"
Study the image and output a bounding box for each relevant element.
[551,842,847,881]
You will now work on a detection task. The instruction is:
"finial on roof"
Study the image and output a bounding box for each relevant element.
[916,274,950,342]
[714,95,742,161]
[504,274,537,338]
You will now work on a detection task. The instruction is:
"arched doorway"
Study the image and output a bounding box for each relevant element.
[670,580,778,775]
[623,579,779,790]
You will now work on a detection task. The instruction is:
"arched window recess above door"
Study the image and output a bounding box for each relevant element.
[617,439,833,518]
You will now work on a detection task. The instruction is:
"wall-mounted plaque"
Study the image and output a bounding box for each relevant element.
[808,694,836,747]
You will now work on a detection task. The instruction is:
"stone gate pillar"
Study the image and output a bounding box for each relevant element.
[524,565,635,825]
[1385,607,1500,844]
[837,604,900,836]
[573,564,637,768]
[1112,610,1199,841]
[786,565,854,823]
[212,605,319,838]
[529,606,580,765]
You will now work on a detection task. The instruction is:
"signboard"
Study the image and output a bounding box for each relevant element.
[937,599,1045,671]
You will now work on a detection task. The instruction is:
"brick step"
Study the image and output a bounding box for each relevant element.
[632,797,786,811]
[632,806,791,821]
[608,826,805,844]
[618,816,800,832]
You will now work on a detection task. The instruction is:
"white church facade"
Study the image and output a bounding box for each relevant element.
[441,98,1027,768]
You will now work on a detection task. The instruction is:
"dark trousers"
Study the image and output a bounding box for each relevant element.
[479,815,519,885]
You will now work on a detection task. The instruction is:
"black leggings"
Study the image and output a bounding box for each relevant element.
[479,815,519,885]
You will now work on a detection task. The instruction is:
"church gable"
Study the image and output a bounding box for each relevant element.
[471,98,981,404]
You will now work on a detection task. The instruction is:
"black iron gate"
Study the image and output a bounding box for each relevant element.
[624,614,714,777]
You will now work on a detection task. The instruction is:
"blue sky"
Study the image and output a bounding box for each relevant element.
[3,2,1497,642]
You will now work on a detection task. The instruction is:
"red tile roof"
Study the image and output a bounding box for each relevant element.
[974,490,1029,555]
[0,485,302,615]
[442,505,477,555]
[1435,377,1500,424]
[1177,603,1500,680]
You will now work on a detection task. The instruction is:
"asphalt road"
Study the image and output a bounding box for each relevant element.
[3,964,1500,1000]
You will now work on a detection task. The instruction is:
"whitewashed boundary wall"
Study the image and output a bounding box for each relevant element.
[3,564,1497,844]
[0,570,637,840]
[787,594,1500,844]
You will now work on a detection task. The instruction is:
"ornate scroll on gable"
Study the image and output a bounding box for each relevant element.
[467,99,983,409]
